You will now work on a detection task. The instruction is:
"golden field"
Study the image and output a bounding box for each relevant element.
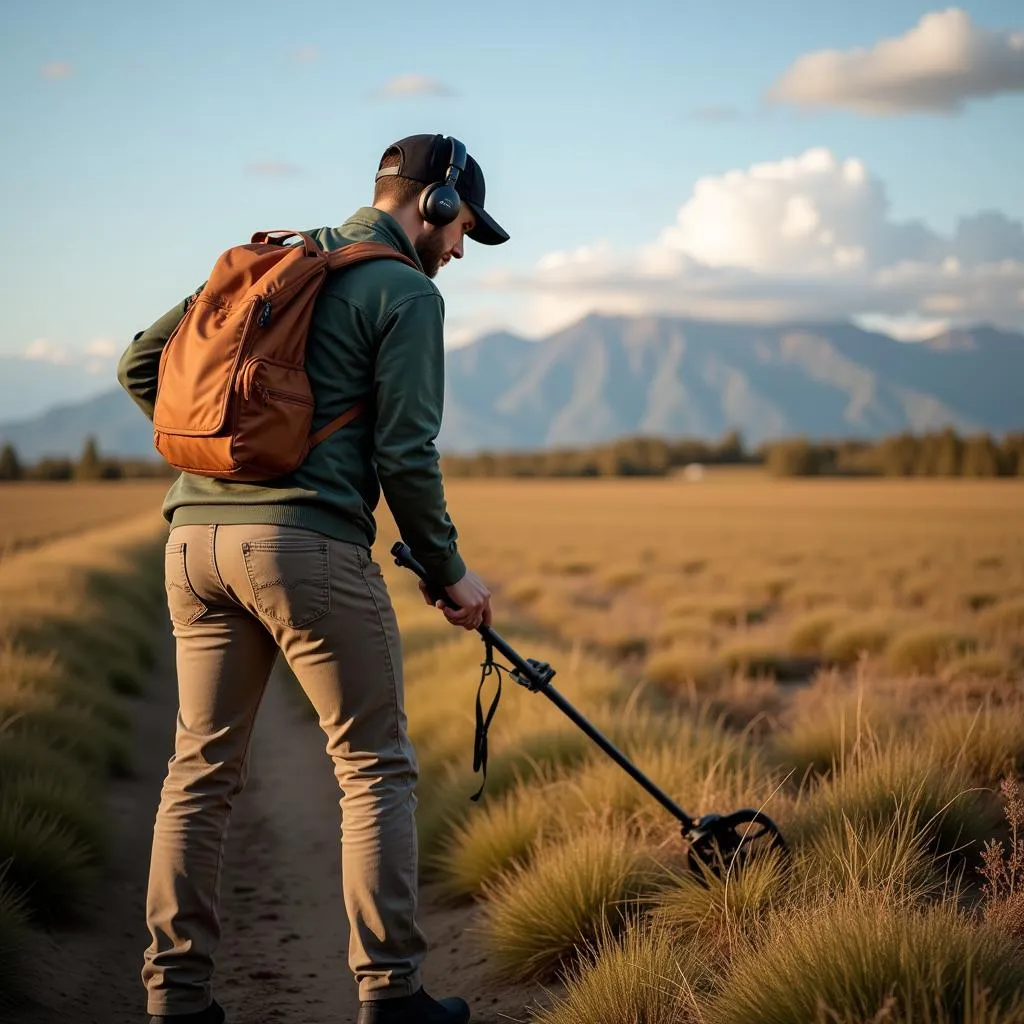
[0,480,168,560]
[375,473,1024,1023]
[0,486,167,1007]
[2,472,1024,1021]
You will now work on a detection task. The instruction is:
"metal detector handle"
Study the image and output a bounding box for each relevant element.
[390,542,553,690]
[389,542,461,611]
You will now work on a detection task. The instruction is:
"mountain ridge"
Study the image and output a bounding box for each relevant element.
[1,314,1020,459]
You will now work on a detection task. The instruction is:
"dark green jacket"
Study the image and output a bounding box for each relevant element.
[116,207,466,585]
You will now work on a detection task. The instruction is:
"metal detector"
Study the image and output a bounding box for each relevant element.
[392,542,787,875]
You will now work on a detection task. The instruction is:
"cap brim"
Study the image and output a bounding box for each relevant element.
[465,201,509,245]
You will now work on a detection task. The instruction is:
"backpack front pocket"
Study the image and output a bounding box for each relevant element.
[233,357,315,477]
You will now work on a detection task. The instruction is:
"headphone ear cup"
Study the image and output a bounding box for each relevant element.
[420,183,461,226]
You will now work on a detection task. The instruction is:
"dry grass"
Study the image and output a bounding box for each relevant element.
[478,825,661,981]
[0,481,167,560]
[0,499,166,997]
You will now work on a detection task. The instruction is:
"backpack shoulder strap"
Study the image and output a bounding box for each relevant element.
[306,243,420,452]
[325,240,419,272]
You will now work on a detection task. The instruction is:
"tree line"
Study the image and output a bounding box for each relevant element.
[0,437,177,482]
[2,428,1023,483]
[441,428,1024,478]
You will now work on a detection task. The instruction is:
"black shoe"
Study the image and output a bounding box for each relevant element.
[149,999,226,1024]
[356,986,470,1024]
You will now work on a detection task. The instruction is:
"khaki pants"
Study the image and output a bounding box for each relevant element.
[143,523,427,1015]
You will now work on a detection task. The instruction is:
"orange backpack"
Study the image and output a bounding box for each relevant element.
[152,230,417,481]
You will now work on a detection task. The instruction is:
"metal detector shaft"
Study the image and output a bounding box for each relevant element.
[390,541,698,832]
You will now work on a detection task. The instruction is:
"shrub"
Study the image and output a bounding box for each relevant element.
[770,692,892,779]
[416,730,595,860]
[597,564,645,590]
[505,576,545,606]
[704,899,1024,1024]
[532,917,708,1024]
[922,704,1024,783]
[653,616,714,648]
[430,780,555,903]
[0,800,96,925]
[0,772,106,858]
[785,740,999,863]
[975,598,1024,643]
[797,809,943,907]
[941,651,1016,684]
[650,845,789,948]
[717,641,815,682]
[644,644,721,692]
[479,826,659,981]
[884,625,976,675]
[822,615,898,666]
[979,777,1024,944]
[786,611,838,655]
[0,693,131,778]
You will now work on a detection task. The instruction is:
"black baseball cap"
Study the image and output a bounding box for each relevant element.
[376,133,509,246]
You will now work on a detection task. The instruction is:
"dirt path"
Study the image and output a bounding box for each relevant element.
[17,628,553,1024]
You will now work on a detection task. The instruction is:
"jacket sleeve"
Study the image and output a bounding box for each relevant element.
[115,293,193,422]
[373,291,466,587]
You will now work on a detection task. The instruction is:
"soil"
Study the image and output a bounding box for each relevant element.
[15,628,559,1024]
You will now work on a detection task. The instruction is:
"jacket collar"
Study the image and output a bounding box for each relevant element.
[339,207,424,273]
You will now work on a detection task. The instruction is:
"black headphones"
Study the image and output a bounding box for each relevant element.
[376,136,467,228]
[418,137,466,227]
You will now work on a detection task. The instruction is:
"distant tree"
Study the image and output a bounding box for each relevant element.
[931,427,963,476]
[765,439,822,477]
[75,436,103,481]
[32,457,73,480]
[961,434,1000,477]
[877,433,920,477]
[0,443,23,482]
[998,432,1024,477]
[715,429,746,464]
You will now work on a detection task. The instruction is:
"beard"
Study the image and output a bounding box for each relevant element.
[415,230,449,279]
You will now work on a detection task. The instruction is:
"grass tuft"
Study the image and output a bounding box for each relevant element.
[479,826,659,982]
[821,615,897,667]
[785,739,999,863]
[705,899,1024,1024]
[0,800,97,925]
[883,625,976,676]
[532,917,708,1024]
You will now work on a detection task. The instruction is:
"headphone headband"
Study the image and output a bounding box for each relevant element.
[374,136,467,188]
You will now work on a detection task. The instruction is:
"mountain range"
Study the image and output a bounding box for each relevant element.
[1,314,1021,460]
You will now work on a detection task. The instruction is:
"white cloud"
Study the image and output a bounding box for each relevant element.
[478,148,1024,336]
[768,8,1024,114]
[41,61,75,81]
[373,74,456,99]
[23,338,117,375]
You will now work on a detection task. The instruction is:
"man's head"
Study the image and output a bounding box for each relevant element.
[372,134,508,279]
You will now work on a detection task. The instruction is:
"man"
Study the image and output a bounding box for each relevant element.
[117,133,509,1024]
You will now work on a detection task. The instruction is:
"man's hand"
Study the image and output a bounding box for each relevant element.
[418,569,493,630]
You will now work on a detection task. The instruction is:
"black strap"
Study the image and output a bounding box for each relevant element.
[470,638,507,802]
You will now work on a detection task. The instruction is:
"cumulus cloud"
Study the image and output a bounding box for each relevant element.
[767,7,1024,114]
[372,74,456,99]
[24,338,117,374]
[41,61,75,80]
[479,147,1024,336]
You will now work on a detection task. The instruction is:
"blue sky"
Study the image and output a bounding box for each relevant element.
[2,0,1023,403]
